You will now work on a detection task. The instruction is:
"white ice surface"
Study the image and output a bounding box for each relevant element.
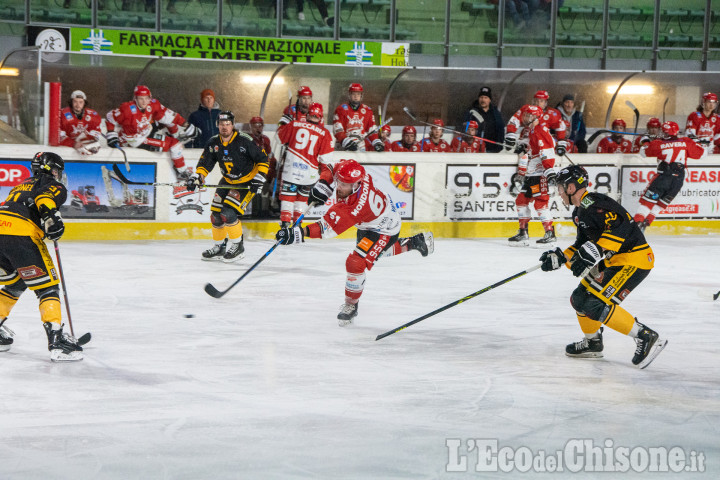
[1,235,718,479]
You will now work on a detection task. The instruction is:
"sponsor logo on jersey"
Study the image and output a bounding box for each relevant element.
[224,150,228,155]
[18,265,45,280]
[0,219,11,228]
[130,105,137,114]
[580,195,594,208]
[64,112,73,120]
[85,115,91,121]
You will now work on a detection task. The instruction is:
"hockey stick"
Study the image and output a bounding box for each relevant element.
[53,241,92,346]
[403,107,511,149]
[112,145,131,172]
[662,97,669,123]
[111,164,248,190]
[375,263,542,341]
[625,100,640,134]
[204,206,312,298]
[714,290,720,301]
[587,129,646,145]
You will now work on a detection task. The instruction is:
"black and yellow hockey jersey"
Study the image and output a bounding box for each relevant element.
[565,191,655,270]
[197,130,269,184]
[0,175,67,238]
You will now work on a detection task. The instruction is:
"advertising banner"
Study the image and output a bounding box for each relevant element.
[0,159,156,220]
[621,165,720,218]
[446,164,619,221]
[70,28,409,66]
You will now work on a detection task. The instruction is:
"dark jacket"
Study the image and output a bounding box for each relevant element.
[463,102,505,153]
[187,104,220,148]
[558,106,587,153]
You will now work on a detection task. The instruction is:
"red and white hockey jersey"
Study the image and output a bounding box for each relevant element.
[365,137,392,151]
[419,138,451,152]
[277,120,334,185]
[684,111,720,154]
[106,99,185,148]
[517,124,556,178]
[279,104,308,126]
[310,173,401,239]
[390,141,421,152]
[450,136,485,153]
[58,107,103,147]
[596,136,634,153]
[641,136,705,166]
[332,103,380,151]
[507,105,567,141]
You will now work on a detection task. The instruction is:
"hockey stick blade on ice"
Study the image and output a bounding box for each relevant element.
[111,164,248,190]
[714,290,720,301]
[375,264,542,340]
[204,207,311,298]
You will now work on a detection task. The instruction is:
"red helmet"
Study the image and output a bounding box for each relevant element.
[702,92,717,102]
[308,102,323,119]
[297,86,313,97]
[534,90,549,100]
[465,120,479,130]
[646,117,661,129]
[381,124,391,134]
[402,125,417,136]
[523,105,543,118]
[662,121,679,137]
[134,85,151,97]
[249,116,263,125]
[334,159,365,184]
[432,119,445,128]
[612,118,627,129]
[349,83,364,93]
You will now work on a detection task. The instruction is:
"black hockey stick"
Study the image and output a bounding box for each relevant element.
[662,97,669,123]
[204,206,311,298]
[53,240,91,346]
[626,100,640,134]
[713,290,720,301]
[110,145,131,172]
[111,164,248,190]
[403,107,511,149]
[375,263,542,341]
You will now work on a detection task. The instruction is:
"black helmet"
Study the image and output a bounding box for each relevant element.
[556,165,589,191]
[217,110,235,125]
[31,152,64,179]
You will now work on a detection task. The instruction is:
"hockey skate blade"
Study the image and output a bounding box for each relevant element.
[204,283,224,298]
[638,339,668,369]
[50,350,84,362]
[78,332,92,346]
[565,352,604,359]
[508,241,530,248]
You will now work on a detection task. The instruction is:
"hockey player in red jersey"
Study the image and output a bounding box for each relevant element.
[58,90,103,155]
[596,119,633,153]
[276,102,334,227]
[684,92,720,154]
[390,126,421,152]
[634,121,706,231]
[279,85,313,127]
[505,90,568,156]
[450,120,486,153]
[365,124,392,151]
[632,117,662,153]
[508,105,558,246]
[333,83,383,152]
[275,159,434,325]
[419,119,451,152]
[105,85,199,180]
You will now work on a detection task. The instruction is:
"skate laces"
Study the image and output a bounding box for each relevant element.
[339,303,356,314]
[573,338,589,350]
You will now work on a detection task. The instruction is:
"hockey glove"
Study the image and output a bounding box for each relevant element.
[186,173,203,192]
[373,142,385,152]
[570,241,603,277]
[504,136,516,152]
[540,247,566,272]
[308,179,333,207]
[39,206,64,241]
[555,141,568,157]
[342,136,360,151]
[249,171,267,193]
[514,143,528,155]
[105,131,120,149]
[177,123,200,142]
[544,168,557,187]
[276,226,304,245]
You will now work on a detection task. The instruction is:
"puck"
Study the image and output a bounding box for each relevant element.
[184,314,195,318]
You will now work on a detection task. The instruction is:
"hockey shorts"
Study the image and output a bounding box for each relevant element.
[579,263,651,307]
[354,230,400,271]
[643,167,685,205]
[520,175,550,198]
[0,234,59,290]
[211,179,255,217]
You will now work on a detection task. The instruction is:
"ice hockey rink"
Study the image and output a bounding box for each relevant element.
[1,234,718,479]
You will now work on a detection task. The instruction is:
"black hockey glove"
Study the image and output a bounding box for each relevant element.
[308,179,333,207]
[544,168,557,187]
[555,141,568,157]
[186,173,202,192]
[276,226,304,245]
[570,241,603,277]
[373,142,385,152]
[39,206,65,241]
[342,136,360,151]
[657,161,669,174]
[514,143,528,155]
[249,171,267,194]
[105,131,120,149]
[504,136,516,152]
[177,123,200,142]
[540,247,566,272]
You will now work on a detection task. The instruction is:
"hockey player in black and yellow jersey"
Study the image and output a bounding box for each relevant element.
[538,165,667,369]
[186,111,269,262]
[0,152,83,362]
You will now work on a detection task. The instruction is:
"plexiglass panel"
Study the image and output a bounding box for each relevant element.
[30,0,93,25]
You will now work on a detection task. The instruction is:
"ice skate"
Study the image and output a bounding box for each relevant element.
[43,322,83,362]
[337,303,358,327]
[0,319,14,352]
[223,239,245,263]
[566,328,604,358]
[536,227,556,245]
[508,228,529,247]
[201,238,227,261]
[411,231,434,257]
[632,323,667,369]
[280,221,291,228]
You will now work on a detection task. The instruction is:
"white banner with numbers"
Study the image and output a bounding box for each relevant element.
[445,164,619,220]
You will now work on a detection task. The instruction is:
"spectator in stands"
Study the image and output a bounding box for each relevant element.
[558,94,587,153]
[284,0,334,26]
[463,86,505,153]
[187,89,220,148]
[504,0,539,29]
